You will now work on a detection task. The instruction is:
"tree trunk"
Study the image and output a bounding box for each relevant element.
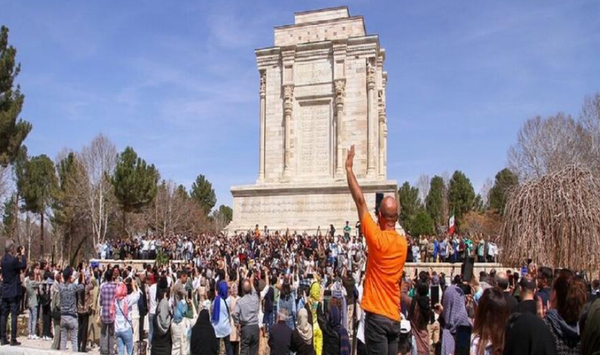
[70,236,87,267]
[122,208,127,237]
[40,212,45,257]
[12,193,19,242]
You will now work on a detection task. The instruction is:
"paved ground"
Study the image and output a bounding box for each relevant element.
[12,337,101,354]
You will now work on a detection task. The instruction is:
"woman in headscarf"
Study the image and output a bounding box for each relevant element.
[440,285,472,355]
[171,299,197,355]
[291,308,315,355]
[409,280,433,355]
[212,280,233,355]
[328,305,351,355]
[151,284,172,355]
[321,301,341,355]
[470,288,509,355]
[114,281,141,355]
[544,270,587,355]
[305,282,326,355]
[582,298,600,355]
[191,308,219,355]
[503,312,557,355]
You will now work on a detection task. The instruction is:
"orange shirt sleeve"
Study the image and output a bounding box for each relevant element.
[361,211,382,252]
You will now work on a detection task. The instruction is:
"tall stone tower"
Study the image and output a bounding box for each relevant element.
[228,7,397,233]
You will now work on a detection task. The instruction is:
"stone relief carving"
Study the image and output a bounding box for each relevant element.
[260,72,266,96]
[334,79,346,107]
[283,85,295,113]
[367,62,377,87]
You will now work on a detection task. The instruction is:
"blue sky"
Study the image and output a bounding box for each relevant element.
[1,0,599,207]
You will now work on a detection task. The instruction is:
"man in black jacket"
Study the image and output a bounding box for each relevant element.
[0,240,27,346]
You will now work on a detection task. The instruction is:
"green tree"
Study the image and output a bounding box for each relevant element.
[473,194,485,213]
[410,210,435,236]
[111,147,159,234]
[216,205,232,223]
[488,168,518,215]
[53,152,88,265]
[212,204,233,231]
[448,170,476,226]
[2,193,16,236]
[190,174,216,215]
[176,184,188,199]
[17,154,58,256]
[0,26,32,167]
[398,182,421,232]
[426,176,446,229]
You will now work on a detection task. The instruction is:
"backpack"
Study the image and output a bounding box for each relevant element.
[138,288,148,317]
[40,290,51,307]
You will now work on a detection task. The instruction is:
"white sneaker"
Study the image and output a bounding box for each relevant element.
[27,335,31,340]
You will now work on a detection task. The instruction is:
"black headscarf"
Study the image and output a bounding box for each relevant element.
[190,309,219,355]
[503,313,557,355]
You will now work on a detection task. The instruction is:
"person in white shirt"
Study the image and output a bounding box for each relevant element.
[171,299,197,355]
[211,280,233,355]
[114,281,141,355]
[147,279,158,346]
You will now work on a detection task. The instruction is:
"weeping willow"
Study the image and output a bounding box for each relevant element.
[500,165,600,271]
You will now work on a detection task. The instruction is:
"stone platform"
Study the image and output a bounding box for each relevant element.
[403,262,517,279]
[228,180,397,234]
[89,259,186,269]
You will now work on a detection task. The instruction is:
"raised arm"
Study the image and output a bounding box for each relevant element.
[345,145,368,221]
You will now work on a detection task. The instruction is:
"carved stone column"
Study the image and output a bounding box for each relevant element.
[335,79,346,178]
[282,84,294,179]
[366,62,377,179]
[258,71,266,182]
[378,90,386,179]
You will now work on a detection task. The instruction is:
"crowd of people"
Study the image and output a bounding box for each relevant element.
[0,146,598,355]
[97,227,501,268]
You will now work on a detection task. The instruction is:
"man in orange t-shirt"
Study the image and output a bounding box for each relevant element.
[345,145,407,355]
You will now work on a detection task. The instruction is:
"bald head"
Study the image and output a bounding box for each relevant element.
[496,272,509,291]
[379,196,399,230]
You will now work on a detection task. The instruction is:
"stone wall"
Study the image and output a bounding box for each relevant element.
[403,262,519,280]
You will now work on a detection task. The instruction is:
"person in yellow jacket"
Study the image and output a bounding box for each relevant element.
[304,282,324,355]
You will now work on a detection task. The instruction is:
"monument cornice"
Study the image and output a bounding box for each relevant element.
[255,47,281,69]
[274,15,366,33]
[231,180,398,197]
[293,6,349,17]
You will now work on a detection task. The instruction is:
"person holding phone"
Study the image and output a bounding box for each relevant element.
[59,267,85,351]
[345,145,407,355]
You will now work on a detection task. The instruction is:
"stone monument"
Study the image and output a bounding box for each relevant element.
[228,7,398,233]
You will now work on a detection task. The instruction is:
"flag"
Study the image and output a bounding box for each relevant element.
[448,213,455,236]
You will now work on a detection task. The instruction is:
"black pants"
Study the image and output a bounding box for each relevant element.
[42,306,53,337]
[365,312,401,355]
[222,335,234,355]
[139,314,145,342]
[0,297,19,341]
[232,341,240,355]
[240,324,259,355]
[100,322,115,355]
[78,313,89,352]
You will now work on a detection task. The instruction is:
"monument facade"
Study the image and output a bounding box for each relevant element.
[228,7,398,233]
